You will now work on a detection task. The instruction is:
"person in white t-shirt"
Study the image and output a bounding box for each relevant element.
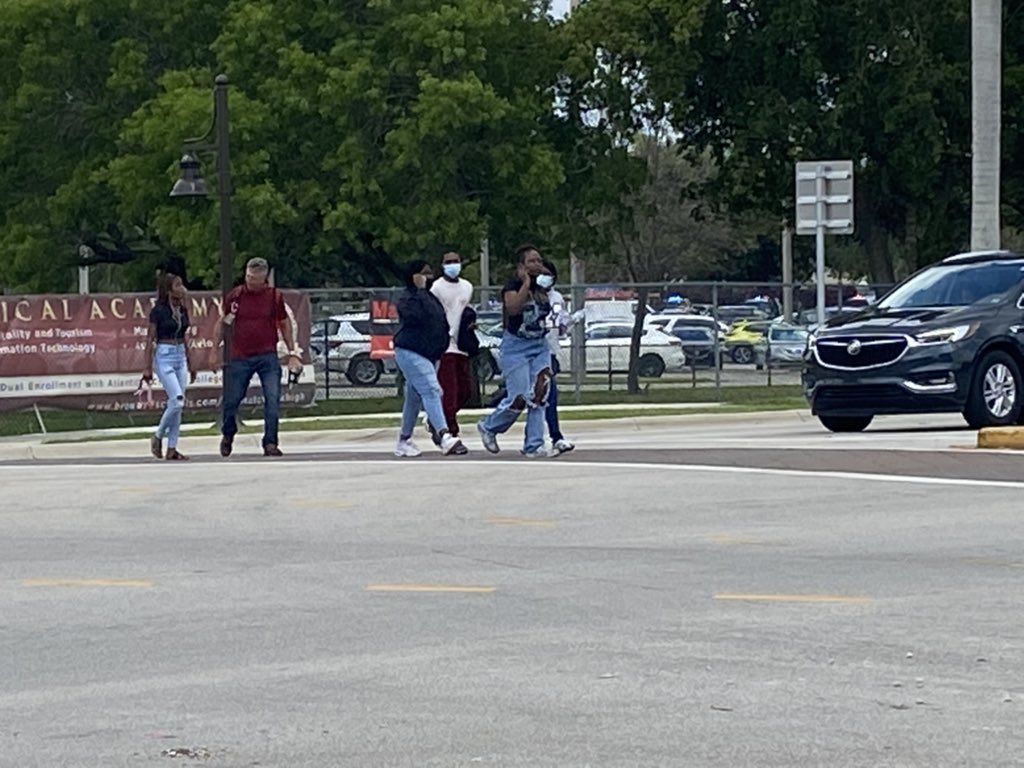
[542,259,574,455]
[429,251,475,439]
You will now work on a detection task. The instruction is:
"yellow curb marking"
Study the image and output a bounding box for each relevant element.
[366,584,496,594]
[486,517,556,528]
[22,579,154,588]
[714,593,872,604]
[977,427,1024,450]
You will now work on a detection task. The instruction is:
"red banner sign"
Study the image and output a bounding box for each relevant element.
[0,291,314,413]
[368,291,399,361]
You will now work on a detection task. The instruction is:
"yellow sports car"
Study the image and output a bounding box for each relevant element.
[723,320,772,364]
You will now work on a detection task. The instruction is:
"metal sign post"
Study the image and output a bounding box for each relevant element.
[795,160,854,326]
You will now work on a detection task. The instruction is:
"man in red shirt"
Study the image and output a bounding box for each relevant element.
[216,257,301,457]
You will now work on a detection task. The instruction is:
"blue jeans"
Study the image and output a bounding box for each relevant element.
[222,352,282,447]
[482,333,551,453]
[154,344,188,449]
[395,347,448,439]
[545,355,564,442]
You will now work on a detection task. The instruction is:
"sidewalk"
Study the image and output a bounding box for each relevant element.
[0,407,814,462]
[0,401,721,444]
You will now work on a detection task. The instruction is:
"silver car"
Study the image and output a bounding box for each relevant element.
[754,324,810,369]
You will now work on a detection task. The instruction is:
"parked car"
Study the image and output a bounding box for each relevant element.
[796,306,864,331]
[804,250,1024,432]
[645,313,730,336]
[315,313,394,386]
[724,319,773,364]
[474,321,504,382]
[670,326,723,368]
[717,304,771,326]
[561,322,686,377]
[487,322,686,377]
[754,324,809,369]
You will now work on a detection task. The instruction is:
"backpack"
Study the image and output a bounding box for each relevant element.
[457,306,480,357]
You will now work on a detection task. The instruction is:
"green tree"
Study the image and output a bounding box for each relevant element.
[108,0,575,289]
[0,0,581,292]
[675,0,974,282]
[0,0,228,292]
[558,0,712,392]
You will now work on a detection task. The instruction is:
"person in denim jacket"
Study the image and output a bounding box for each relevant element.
[476,244,554,458]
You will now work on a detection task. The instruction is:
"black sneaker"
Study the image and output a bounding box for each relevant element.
[219,436,233,457]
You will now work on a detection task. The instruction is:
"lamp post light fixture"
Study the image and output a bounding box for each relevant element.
[169,73,234,302]
[170,74,235,411]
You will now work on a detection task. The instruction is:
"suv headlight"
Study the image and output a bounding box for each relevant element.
[914,323,978,344]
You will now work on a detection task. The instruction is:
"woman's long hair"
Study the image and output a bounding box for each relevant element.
[155,273,179,306]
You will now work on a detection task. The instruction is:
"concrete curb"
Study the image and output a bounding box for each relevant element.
[977,427,1024,450]
[0,409,815,462]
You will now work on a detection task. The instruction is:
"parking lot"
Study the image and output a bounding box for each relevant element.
[3,413,1024,766]
[313,365,804,402]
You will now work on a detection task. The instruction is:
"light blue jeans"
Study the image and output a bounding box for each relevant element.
[153,343,188,449]
[482,333,551,453]
[395,347,449,440]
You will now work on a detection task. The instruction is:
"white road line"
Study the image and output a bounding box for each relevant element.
[3,459,1024,489]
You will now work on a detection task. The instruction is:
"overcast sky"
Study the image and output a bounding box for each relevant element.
[551,0,570,19]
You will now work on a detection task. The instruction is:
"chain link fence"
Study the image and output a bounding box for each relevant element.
[305,279,895,405]
[1,280,893,437]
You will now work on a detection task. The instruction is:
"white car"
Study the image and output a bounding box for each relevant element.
[567,323,686,376]
[312,313,395,385]
[486,322,685,378]
[754,324,810,369]
[645,313,729,336]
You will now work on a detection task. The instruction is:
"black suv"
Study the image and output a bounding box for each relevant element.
[803,251,1024,432]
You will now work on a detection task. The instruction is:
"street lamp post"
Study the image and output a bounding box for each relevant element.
[170,73,234,360]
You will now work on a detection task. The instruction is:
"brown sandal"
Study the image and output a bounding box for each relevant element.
[165,448,190,461]
[150,435,163,459]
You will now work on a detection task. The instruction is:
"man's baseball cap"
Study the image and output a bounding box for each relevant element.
[246,257,269,271]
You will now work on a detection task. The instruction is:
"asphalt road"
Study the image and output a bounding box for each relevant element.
[3,413,1024,767]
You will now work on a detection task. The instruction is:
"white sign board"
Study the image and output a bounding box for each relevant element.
[795,160,854,236]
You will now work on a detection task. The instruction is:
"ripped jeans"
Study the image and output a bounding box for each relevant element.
[481,333,552,453]
[153,343,188,449]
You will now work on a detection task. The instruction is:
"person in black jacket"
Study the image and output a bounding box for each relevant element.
[393,260,468,457]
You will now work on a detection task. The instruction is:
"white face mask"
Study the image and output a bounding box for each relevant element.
[443,263,462,279]
[536,274,555,290]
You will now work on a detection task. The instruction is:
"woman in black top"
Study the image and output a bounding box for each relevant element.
[393,260,467,457]
[143,273,195,460]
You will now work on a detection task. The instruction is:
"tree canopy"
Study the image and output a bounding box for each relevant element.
[1,0,1022,291]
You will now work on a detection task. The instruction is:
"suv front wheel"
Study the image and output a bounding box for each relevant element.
[963,350,1022,428]
[818,414,873,433]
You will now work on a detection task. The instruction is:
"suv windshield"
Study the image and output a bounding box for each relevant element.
[879,259,1024,309]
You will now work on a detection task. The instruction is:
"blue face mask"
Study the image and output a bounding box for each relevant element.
[443,263,462,279]
[536,274,555,290]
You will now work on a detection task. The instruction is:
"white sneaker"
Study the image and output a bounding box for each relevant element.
[440,433,468,456]
[553,439,575,455]
[521,447,549,459]
[477,421,500,454]
[394,438,422,458]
